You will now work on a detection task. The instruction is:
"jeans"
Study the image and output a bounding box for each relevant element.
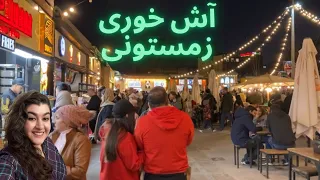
[266,137,295,162]
[201,120,212,130]
[220,112,233,130]
[144,173,187,180]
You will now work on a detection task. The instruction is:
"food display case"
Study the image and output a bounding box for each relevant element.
[0,64,24,95]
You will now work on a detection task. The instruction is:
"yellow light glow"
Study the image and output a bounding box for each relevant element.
[63,12,69,16]
[69,7,75,12]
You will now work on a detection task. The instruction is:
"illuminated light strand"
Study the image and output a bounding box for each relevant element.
[295,6,320,26]
[174,8,290,79]
[216,13,287,78]
[270,17,291,75]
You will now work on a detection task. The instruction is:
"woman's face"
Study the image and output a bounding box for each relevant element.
[257,108,262,117]
[24,104,51,149]
[55,114,69,132]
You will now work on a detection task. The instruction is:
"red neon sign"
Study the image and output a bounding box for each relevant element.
[240,52,253,57]
[0,0,33,39]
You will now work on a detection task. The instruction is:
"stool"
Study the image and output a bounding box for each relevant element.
[292,166,318,180]
[259,149,289,179]
[234,145,253,168]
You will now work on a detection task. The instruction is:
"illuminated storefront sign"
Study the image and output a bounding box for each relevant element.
[54,31,87,67]
[0,34,15,51]
[59,36,66,56]
[40,14,54,56]
[99,2,216,62]
[0,0,33,39]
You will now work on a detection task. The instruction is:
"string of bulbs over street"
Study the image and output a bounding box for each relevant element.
[62,0,93,17]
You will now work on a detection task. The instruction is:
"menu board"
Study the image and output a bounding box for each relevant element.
[154,80,166,87]
[128,80,141,87]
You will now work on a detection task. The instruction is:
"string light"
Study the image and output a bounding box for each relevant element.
[296,6,320,26]
[174,8,290,79]
[270,17,291,75]
[217,12,288,78]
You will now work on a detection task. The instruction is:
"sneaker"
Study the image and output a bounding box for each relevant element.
[199,130,203,133]
[212,129,217,133]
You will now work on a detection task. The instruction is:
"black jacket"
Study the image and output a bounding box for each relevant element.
[231,108,256,146]
[201,93,217,111]
[221,92,233,113]
[267,105,295,146]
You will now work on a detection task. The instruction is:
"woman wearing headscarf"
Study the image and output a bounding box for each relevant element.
[93,88,115,141]
[51,82,73,132]
[99,99,143,180]
[0,91,66,179]
[50,105,93,180]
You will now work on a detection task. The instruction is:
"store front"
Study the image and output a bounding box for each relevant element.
[0,0,54,95]
[88,57,101,86]
[121,77,167,91]
[176,79,207,92]
[54,30,89,95]
[218,73,238,88]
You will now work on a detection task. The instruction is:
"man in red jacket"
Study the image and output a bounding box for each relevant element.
[135,87,194,180]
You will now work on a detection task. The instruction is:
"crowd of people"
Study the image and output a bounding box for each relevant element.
[0,77,296,179]
[0,80,194,180]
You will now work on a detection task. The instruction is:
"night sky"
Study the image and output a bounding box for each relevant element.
[55,0,320,74]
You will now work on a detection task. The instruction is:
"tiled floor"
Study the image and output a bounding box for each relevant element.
[87,129,316,180]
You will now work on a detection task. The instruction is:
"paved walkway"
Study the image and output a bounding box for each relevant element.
[87,129,314,180]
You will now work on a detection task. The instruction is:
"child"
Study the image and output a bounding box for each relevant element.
[99,100,144,180]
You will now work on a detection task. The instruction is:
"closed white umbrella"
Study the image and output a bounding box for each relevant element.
[208,69,220,108]
[192,74,202,104]
[289,38,320,140]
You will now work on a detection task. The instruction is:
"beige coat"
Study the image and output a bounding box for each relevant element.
[50,129,91,180]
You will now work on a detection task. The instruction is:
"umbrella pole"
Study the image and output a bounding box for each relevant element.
[267,92,270,101]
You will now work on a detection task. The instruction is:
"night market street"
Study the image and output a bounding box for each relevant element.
[87,129,312,180]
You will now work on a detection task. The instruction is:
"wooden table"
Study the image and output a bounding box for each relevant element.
[256,130,271,136]
[288,148,320,180]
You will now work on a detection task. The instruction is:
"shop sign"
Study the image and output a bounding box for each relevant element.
[128,80,141,88]
[0,33,14,51]
[59,36,66,56]
[40,14,54,56]
[0,0,33,39]
[54,30,87,67]
[99,2,217,62]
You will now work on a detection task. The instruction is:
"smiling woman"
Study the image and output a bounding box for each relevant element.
[0,91,67,180]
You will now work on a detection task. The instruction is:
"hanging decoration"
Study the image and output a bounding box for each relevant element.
[270,17,291,75]
[174,8,290,78]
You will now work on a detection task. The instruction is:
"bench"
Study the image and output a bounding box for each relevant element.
[259,149,289,179]
[292,166,318,180]
[234,145,254,169]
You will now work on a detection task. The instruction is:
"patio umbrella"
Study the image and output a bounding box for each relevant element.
[233,74,294,89]
[167,79,177,92]
[191,74,202,104]
[289,38,320,140]
[208,69,220,108]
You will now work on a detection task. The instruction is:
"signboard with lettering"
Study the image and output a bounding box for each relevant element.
[40,14,54,56]
[99,2,217,62]
[0,34,14,51]
[0,0,33,39]
[54,30,87,67]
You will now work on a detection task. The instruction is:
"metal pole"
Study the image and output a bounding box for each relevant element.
[291,0,296,78]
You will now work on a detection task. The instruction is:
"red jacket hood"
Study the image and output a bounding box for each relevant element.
[148,106,183,130]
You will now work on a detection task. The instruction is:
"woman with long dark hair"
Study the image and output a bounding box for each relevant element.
[99,99,143,180]
[0,91,66,179]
